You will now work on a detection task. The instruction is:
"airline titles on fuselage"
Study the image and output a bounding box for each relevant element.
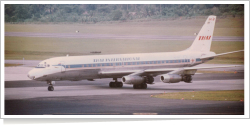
[93,57,140,63]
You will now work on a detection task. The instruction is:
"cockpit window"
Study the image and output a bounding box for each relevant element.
[36,63,45,68]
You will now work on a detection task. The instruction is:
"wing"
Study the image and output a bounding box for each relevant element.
[99,65,242,77]
[145,65,242,75]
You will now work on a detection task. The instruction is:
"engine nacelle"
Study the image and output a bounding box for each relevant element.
[160,74,182,83]
[145,76,154,84]
[122,75,145,85]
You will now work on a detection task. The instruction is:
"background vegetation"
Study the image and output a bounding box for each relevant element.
[5,4,244,23]
[4,4,244,64]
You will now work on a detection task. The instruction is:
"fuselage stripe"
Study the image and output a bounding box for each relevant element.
[51,58,202,70]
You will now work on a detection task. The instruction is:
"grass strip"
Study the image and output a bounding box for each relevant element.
[152,90,244,101]
[5,63,23,67]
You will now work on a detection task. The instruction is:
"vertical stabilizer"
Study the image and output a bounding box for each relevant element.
[186,15,216,52]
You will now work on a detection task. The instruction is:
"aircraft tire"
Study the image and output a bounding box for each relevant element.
[118,82,123,87]
[48,86,54,91]
[133,83,147,89]
[113,82,117,87]
[50,86,54,91]
[109,82,114,88]
[141,83,147,89]
[133,84,138,89]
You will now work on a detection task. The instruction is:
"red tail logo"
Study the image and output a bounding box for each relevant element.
[199,36,211,40]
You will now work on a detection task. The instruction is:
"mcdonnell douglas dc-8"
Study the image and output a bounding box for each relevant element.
[27,15,243,91]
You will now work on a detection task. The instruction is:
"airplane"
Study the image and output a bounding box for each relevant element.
[27,15,243,91]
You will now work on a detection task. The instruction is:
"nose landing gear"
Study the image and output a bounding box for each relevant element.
[47,81,55,91]
[48,85,54,91]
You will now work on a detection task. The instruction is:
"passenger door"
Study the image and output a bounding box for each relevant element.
[60,61,66,73]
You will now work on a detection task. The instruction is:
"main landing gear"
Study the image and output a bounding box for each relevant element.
[133,83,147,89]
[109,78,123,88]
[47,81,55,91]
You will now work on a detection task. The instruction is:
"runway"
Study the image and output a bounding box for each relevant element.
[4,64,244,115]
[5,32,244,41]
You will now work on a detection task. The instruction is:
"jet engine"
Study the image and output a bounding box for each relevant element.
[122,75,145,85]
[160,74,182,83]
[145,76,154,84]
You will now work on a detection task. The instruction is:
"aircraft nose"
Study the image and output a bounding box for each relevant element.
[27,73,35,80]
[27,69,36,80]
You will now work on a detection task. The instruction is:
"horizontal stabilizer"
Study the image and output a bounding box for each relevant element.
[216,50,244,56]
[201,50,244,60]
[184,65,243,70]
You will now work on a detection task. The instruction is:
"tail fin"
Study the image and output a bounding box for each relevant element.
[186,15,216,52]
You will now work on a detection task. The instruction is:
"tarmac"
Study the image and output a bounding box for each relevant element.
[3,60,245,116]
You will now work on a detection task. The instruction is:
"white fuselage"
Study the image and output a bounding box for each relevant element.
[27,51,216,81]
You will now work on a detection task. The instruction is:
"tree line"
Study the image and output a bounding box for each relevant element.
[5,4,244,23]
